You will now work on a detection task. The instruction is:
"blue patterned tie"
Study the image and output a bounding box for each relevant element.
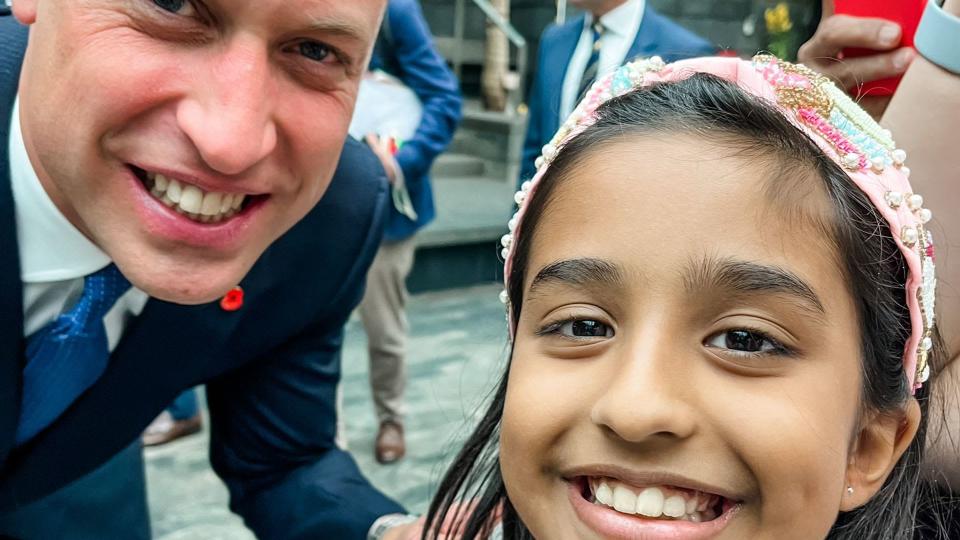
[576,21,605,102]
[15,264,131,446]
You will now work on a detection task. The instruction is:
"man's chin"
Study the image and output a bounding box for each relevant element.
[145,283,236,306]
[117,258,253,306]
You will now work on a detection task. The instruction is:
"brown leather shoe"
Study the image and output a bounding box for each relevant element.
[142,411,203,447]
[375,420,405,464]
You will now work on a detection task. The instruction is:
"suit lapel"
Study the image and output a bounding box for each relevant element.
[625,7,663,63]
[0,16,28,470]
[0,279,253,506]
[545,17,584,136]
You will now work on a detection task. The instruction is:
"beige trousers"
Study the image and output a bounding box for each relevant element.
[357,236,417,424]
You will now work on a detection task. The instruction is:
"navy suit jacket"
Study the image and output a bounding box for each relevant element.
[520,7,716,183]
[370,0,462,242]
[0,16,404,539]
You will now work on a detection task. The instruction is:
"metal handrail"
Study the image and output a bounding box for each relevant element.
[452,0,529,104]
[556,0,568,25]
[472,0,526,46]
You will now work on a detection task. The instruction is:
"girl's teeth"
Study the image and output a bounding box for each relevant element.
[145,173,244,223]
[589,479,720,523]
[596,482,614,506]
[613,485,637,514]
[635,487,665,517]
[663,495,686,518]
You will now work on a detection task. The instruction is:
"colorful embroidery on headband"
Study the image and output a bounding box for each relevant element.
[502,55,936,393]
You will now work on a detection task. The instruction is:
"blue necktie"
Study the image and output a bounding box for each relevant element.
[576,21,605,103]
[15,264,131,446]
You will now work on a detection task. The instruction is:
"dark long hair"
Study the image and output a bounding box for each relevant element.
[425,73,946,540]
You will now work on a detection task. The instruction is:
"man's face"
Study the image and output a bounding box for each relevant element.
[12,0,385,303]
[568,0,627,16]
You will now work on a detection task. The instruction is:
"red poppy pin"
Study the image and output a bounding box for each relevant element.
[220,286,244,312]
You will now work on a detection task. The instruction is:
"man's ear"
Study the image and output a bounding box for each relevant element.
[11,0,39,24]
[841,398,921,511]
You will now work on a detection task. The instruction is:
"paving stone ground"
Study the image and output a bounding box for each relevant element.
[145,283,507,539]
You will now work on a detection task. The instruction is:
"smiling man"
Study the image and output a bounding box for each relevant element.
[0,0,421,538]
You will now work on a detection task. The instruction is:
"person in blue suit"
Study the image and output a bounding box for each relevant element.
[356,0,462,466]
[0,1,426,539]
[520,0,716,184]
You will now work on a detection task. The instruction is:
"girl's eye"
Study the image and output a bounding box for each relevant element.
[705,329,785,355]
[554,319,614,339]
[297,41,334,63]
[152,0,197,16]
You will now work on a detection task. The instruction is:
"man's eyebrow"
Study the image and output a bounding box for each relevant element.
[683,256,826,316]
[303,16,373,44]
[528,258,626,296]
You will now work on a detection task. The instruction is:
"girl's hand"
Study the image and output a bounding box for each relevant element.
[383,501,503,540]
[798,5,916,118]
[381,517,429,540]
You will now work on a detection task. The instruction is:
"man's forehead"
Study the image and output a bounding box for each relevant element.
[82,0,385,43]
[231,0,384,35]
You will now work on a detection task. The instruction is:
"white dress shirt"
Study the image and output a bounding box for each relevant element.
[559,0,646,120]
[9,97,148,349]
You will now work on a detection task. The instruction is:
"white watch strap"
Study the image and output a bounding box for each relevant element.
[367,513,420,540]
[915,0,960,74]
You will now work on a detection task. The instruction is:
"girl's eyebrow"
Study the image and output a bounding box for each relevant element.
[683,256,826,317]
[528,257,626,296]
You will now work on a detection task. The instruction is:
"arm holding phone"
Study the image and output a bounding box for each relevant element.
[883,0,960,490]
[797,1,918,118]
[801,0,960,489]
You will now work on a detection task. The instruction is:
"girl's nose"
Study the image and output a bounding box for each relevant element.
[590,328,699,445]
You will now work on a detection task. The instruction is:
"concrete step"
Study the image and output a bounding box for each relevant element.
[431,153,486,178]
[418,176,514,248]
[446,100,528,184]
[435,36,486,67]
[408,175,513,292]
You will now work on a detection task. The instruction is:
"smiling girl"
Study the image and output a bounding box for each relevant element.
[425,56,944,539]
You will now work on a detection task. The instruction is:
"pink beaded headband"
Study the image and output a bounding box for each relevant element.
[501,55,936,392]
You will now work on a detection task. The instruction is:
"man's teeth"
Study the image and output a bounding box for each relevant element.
[590,479,720,523]
[146,173,245,223]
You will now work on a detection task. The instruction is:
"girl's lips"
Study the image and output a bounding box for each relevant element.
[567,479,740,540]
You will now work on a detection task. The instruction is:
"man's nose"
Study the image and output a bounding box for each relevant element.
[590,329,698,445]
[177,38,278,176]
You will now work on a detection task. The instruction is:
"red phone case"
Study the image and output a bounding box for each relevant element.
[833,0,925,95]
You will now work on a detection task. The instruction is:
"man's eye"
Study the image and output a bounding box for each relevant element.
[152,0,196,15]
[298,42,334,63]
[557,319,613,339]
[705,329,784,355]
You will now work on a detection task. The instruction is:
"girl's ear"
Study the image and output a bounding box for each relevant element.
[841,398,921,511]
[11,0,39,25]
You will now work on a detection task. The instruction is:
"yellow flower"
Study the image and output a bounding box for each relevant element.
[765,3,794,34]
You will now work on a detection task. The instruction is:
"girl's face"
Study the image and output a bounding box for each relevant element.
[501,134,866,540]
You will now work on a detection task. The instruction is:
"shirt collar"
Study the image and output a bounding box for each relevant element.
[9,96,112,283]
[586,0,645,37]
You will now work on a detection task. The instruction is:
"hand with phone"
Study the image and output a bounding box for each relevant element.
[798,0,921,118]
[365,133,400,185]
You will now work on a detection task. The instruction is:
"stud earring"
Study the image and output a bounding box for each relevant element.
[846,486,854,495]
